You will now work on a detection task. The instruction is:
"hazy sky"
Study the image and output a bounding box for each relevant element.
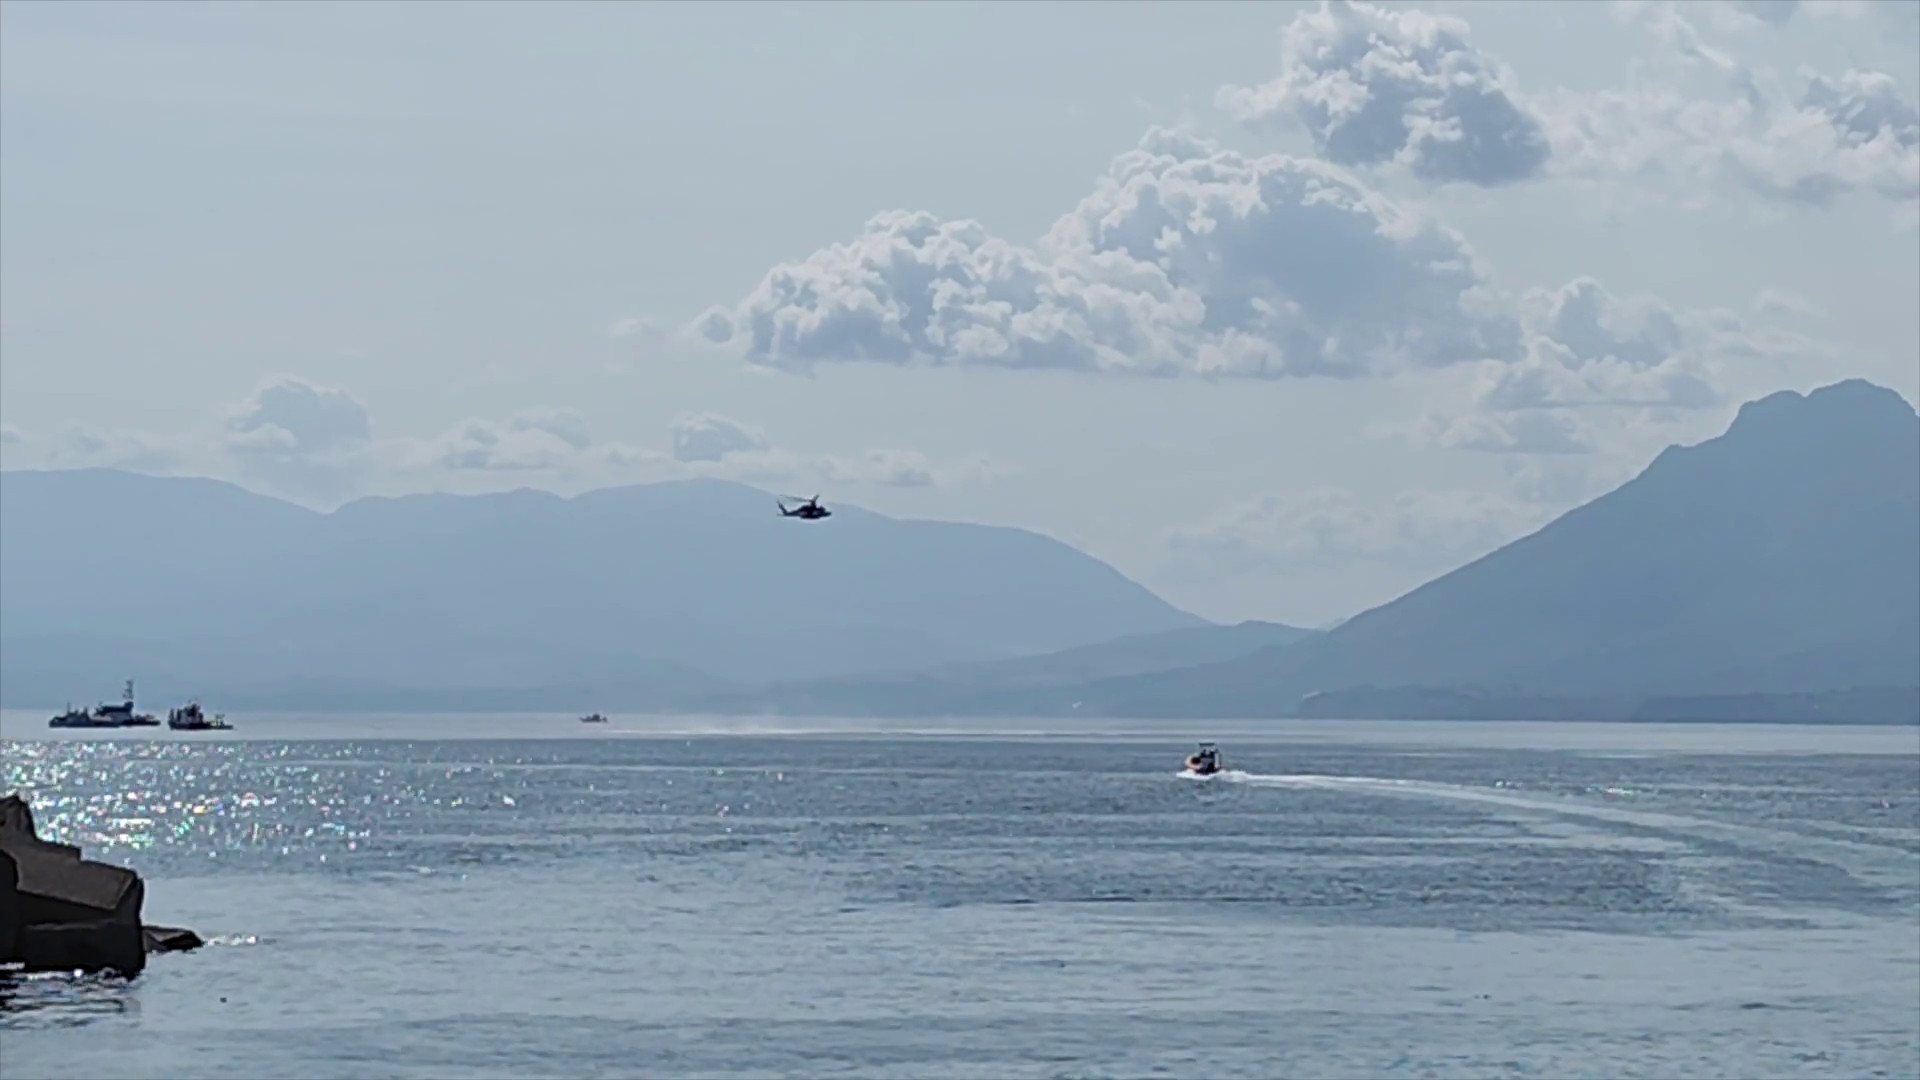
[3,0,1916,627]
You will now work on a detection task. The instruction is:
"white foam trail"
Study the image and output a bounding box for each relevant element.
[1201,770,1918,891]
[1176,768,1258,782]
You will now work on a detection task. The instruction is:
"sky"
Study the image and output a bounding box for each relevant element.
[2,0,1916,628]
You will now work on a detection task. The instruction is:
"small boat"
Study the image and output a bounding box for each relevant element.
[167,702,233,731]
[580,712,609,724]
[1183,742,1224,776]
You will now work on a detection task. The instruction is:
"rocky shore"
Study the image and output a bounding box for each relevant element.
[0,793,201,977]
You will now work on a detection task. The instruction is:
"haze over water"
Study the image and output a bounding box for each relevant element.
[3,715,1917,1080]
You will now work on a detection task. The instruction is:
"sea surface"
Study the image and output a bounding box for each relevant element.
[2,713,1918,1080]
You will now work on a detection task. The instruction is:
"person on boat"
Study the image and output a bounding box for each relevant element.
[1185,743,1221,774]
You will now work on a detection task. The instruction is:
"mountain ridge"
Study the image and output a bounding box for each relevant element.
[0,469,1206,701]
[981,378,1920,719]
[4,378,1913,724]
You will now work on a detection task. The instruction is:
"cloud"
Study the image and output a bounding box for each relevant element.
[670,412,769,463]
[508,408,593,451]
[1476,279,1717,412]
[422,409,606,473]
[4,373,984,501]
[1708,0,1883,28]
[1802,70,1920,154]
[701,128,1522,380]
[1425,409,1595,455]
[1,425,184,474]
[286,394,984,491]
[1502,458,1618,507]
[1213,2,1916,207]
[695,308,736,345]
[1724,0,1803,25]
[1167,486,1556,574]
[214,375,375,499]
[1473,336,1716,415]
[1216,0,1551,187]
[1615,0,1758,88]
[1535,278,1684,371]
[1558,6,1920,205]
[411,407,966,489]
[223,376,373,462]
[689,445,975,490]
[666,411,992,490]
[1407,276,1833,456]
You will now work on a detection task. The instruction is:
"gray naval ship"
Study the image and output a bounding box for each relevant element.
[48,679,160,729]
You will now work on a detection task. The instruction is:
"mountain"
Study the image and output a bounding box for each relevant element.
[0,470,1205,705]
[9,378,1912,721]
[1047,378,1920,719]
[717,619,1318,717]
[919,619,1316,687]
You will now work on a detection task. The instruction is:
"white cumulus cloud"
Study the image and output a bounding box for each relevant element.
[1546,4,1920,205]
[1409,276,1831,457]
[700,128,1522,380]
[1216,0,1552,187]
[223,376,373,462]
[1220,1,1919,207]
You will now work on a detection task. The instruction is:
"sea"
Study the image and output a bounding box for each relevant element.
[2,712,1917,1080]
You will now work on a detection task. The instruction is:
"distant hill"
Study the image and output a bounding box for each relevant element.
[0,471,1205,706]
[717,619,1318,717]
[1033,379,1920,721]
[9,377,1913,723]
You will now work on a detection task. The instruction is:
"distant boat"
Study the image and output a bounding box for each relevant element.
[167,702,233,731]
[1182,742,1224,777]
[580,712,609,724]
[47,705,94,729]
[50,680,158,728]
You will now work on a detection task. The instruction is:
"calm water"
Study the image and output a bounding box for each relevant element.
[2,715,1917,1079]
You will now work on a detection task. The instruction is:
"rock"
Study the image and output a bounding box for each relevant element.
[0,795,77,859]
[0,792,198,978]
[18,917,145,977]
[143,925,205,954]
[0,794,31,834]
[0,849,19,962]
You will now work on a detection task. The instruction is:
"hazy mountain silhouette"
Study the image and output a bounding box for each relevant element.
[1040,379,1920,719]
[0,470,1204,706]
[721,619,1317,716]
[6,378,1913,722]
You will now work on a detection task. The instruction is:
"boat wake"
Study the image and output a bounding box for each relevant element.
[1180,769,1917,890]
[1175,768,1257,783]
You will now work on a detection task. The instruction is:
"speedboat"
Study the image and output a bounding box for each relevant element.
[580,712,609,724]
[1183,742,1224,776]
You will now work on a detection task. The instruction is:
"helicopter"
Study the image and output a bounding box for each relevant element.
[777,494,832,520]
